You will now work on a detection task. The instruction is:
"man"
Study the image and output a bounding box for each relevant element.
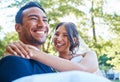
[0,1,54,82]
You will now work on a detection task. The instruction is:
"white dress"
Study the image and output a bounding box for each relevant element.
[70,55,103,76]
[71,55,83,63]
[13,56,111,82]
[13,71,111,82]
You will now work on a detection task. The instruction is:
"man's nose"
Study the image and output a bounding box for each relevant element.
[37,20,45,27]
[37,20,49,33]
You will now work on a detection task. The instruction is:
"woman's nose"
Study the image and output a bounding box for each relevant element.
[57,35,62,41]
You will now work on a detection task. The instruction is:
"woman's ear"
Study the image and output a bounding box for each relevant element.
[15,24,22,32]
[73,37,77,43]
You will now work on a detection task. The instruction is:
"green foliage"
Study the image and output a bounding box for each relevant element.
[112,80,120,82]
[104,14,120,36]
[99,54,113,70]
[90,0,104,17]
[0,26,2,31]
[0,32,18,58]
[105,38,120,71]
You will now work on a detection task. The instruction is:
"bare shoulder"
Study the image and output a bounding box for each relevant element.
[75,50,97,58]
[84,50,97,57]
[73,54,83,57]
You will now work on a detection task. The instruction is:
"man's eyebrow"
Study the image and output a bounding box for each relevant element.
[28,14,38,17]
[43,16,48,19]
[28,14,48,19]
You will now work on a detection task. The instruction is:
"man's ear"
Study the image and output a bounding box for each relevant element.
[15,24,22,32]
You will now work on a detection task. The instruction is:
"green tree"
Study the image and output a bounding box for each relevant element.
[0,32,18,58]
[99,54,113,70]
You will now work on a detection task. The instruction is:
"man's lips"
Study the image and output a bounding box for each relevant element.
[36,31,45,34]
[33,30,46,34]
[32,30,46,38]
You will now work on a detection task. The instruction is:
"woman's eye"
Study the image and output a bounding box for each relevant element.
[64,34,68,37]
[55,33,59,36]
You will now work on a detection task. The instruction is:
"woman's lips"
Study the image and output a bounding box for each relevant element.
[55,43,64,47]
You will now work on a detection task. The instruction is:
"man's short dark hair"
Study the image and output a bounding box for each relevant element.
[15,1,46,24]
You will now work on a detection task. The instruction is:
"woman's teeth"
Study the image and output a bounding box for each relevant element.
[56,43,62,46]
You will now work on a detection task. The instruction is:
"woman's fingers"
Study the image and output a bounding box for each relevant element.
[19,41,30,54]
[6,45,18,56]
[5,41,29,58]
[18,41,31,58]
[10,42,26,58]
[13,41,31,59]
[5,41,34,59]
[13,42,28,58]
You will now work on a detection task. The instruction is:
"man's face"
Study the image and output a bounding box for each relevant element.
[17,7,49,46]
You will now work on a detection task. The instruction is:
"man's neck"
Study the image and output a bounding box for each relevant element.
[20,40,41,50]
[28,45,41,51]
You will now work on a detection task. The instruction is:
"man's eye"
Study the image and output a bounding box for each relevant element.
[43,19,48,22]
[30,18,37,20]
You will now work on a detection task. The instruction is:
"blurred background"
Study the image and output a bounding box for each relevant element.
[0,0,120,81]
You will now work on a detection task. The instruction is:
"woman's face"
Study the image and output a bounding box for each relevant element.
[53,25,70,52]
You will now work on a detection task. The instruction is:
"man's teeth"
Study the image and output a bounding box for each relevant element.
[36,31,44,34]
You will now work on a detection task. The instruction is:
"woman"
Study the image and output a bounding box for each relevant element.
[6,22,102,75]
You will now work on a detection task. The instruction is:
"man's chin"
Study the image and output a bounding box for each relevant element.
[34,41,45,45]
[29,39,46,46]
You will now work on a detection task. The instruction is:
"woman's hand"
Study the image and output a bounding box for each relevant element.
[27,46,44,60]
[5,41,31,59]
